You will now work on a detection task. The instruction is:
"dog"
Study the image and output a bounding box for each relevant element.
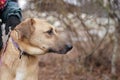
[0,18,72,80]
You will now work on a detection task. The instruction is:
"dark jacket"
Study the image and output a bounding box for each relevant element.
[0,0,22,49]
[1,0,22,22]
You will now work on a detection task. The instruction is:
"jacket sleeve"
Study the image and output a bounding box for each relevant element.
[1,0,22,22]
[5,15,20,34]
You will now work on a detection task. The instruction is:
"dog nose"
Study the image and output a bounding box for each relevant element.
[65,44,73,51]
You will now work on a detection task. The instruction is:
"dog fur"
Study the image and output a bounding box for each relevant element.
[0,18,72,80]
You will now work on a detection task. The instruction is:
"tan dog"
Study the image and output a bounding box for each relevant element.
[0,18,72,80]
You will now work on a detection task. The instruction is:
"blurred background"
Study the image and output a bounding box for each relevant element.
[19,0,120,80]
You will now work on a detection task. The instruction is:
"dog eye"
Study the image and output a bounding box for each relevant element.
[46,28,53,35]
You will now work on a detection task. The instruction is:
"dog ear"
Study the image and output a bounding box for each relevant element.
[14,18,35,39]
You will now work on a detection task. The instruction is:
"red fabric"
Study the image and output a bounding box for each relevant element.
[0,0,6,9]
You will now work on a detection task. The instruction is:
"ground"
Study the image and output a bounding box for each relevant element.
[38,44,120,80]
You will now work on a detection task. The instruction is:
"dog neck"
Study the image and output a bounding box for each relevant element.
[11,37,33,59]
[1,37,39,67]
[0,37,39,80]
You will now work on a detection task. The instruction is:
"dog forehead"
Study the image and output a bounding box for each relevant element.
[34,19,55,30]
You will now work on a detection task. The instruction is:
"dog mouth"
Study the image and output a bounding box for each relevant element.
[48,44,73,54]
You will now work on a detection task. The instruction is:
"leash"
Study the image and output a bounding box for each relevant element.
[0,25,25,65]
[0,26,11,65]
[0,34,23,65]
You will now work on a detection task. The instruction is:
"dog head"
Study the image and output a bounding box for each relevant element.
[11,18,72,55]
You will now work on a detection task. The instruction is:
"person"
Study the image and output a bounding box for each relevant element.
[0,0,22,49]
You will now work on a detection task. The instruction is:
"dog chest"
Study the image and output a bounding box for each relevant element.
[15,60,27,80]
[15,70,26,80]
